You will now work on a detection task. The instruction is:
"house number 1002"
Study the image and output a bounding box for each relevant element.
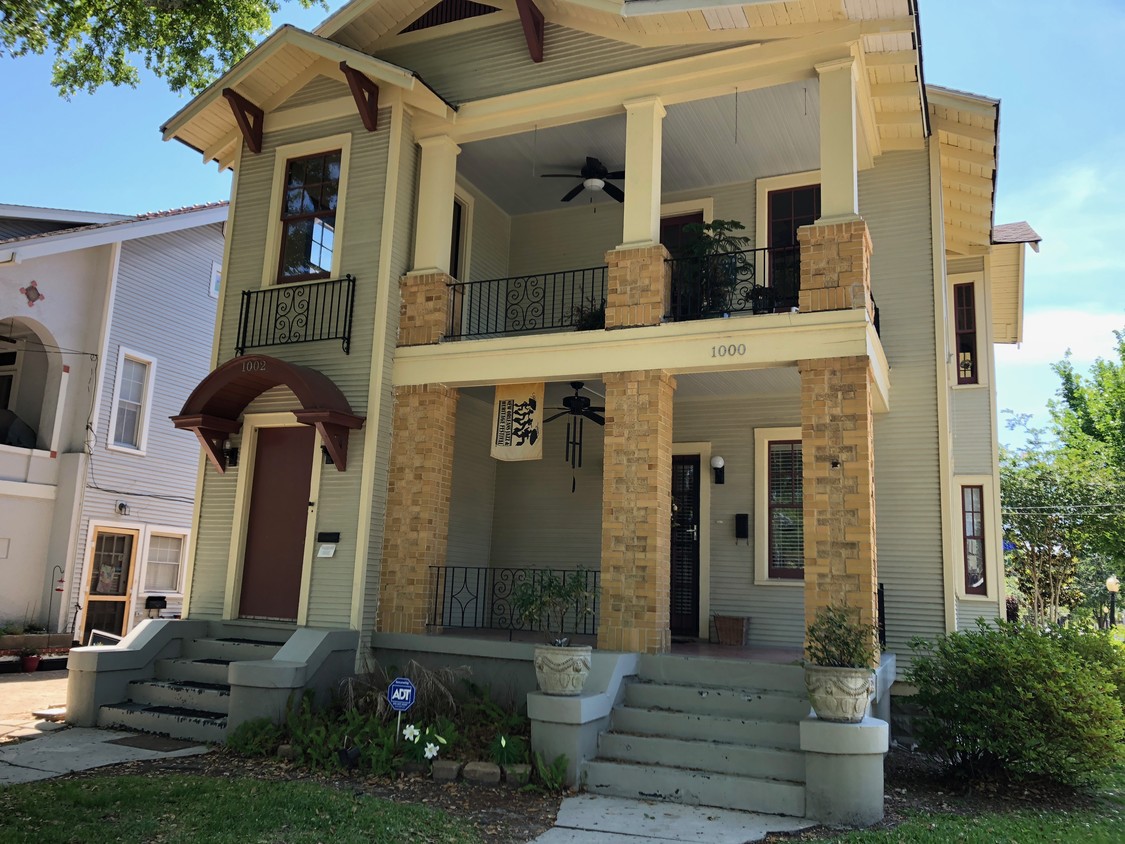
[711,343,747,358]
[242,360,267,372]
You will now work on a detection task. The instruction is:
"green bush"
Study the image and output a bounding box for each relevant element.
[907,620,1125,786]
[226,717,284,757]
[1052,625,1125,709]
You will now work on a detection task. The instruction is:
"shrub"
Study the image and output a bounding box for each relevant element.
[907,619,1125,786]
[805,605,878,668]
[227,717,284,757]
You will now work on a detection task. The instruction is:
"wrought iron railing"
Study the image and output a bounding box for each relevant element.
[666,245,801,322]
[236,274,355,356]
[429,566,600,639]
[447,266,607,339]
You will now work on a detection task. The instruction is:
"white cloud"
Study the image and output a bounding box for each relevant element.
[995,308,1123,367]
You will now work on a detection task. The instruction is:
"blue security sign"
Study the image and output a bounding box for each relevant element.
[387,677,416,712]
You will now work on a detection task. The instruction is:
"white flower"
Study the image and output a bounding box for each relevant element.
[403,724,420,742]
[424,742,439,760]
[500,736,507,748]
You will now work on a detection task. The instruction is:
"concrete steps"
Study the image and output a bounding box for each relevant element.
[98,701,227,744]
[582,654,810,817]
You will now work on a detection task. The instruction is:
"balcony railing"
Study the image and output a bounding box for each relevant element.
[666,245,800,322]
[447,266,607,339]
[236,274,355,356]
[429,565,600,639]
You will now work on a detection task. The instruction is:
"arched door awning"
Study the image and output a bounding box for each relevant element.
[171,354,364,473]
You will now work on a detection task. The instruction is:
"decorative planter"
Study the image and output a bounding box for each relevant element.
[805,665,874,723]
[533,644,592,696]
[20,655,41,673]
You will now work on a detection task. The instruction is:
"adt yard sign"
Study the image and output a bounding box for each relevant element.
[387,677,416,712]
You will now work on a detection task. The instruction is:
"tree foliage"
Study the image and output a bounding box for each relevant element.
[0,1,323,97]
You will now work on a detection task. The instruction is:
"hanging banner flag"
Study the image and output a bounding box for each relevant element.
[491,383,544,461]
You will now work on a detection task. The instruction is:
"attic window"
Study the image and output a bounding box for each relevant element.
[401,0,500,33]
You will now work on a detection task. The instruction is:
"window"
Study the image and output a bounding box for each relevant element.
[962,485,987,595]
[0,348,16,410]
[108,349,155,452]
[277,150,342,282]
[755,426,804,583]
[144,534,185,592]
[954,282,978,384]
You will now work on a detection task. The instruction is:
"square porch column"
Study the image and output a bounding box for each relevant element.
[598,370,676,654]
[378,384,458,635]
[411,135,460,275]
[816,56,860,223]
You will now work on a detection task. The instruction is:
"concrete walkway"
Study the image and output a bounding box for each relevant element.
[0,670,68,744]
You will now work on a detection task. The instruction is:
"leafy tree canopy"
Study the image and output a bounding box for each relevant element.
[0,1,323,97]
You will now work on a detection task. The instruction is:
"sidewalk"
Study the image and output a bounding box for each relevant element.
[0,671,68,744]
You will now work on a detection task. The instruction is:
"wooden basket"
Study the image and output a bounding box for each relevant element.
[713,614,750,646]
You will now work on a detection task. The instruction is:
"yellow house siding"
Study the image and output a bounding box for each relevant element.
[373,22,724,105]
[950,389,994,475]
[277,76,351,111]
[446,393,497,566]
[989,244,1021,343]
[459,179,510,282]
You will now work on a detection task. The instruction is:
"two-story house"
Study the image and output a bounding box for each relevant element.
[66,0,1039,821]
[0,203,225,646]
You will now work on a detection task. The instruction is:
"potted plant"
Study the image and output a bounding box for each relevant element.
[804,605,879,723]
[675,219,752,317]
[19,646,41,673]
[511,568,599,696]
[569,296,606,331]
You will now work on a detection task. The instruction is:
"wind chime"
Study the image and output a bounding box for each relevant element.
[545,382,605,492]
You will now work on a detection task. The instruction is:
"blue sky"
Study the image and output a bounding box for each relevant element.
[2,0,1121,440]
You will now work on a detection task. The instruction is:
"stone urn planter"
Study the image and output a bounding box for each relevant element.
[511,568,599,696]
[804,664,874,723]
[532,644,592,696]
[804,605,879,724]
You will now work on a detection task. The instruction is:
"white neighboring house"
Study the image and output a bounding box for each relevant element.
[0,202,227,642]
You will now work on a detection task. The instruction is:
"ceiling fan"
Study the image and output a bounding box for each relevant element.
[545,382,605,490]
[541,157,625,203]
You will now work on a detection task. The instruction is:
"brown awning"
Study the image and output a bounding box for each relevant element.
[171,354,364,473]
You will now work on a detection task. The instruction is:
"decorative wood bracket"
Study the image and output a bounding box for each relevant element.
[171,414,242,474]
[293,409,365,472]
[340,62,380,132]
[222,88,264,154]
[514,0,545,64]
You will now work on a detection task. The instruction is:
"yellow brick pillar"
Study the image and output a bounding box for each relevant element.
[398,272,451,346]
[598,369,676,653]
[604,245,671,329]
[797,220,873,320]
[378,384,458,634]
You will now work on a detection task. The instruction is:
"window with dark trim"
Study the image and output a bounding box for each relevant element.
[767,184,820,309]
[954,282,978,384]
[768,440,803,579]
[278,150,342,282]
[962,485,987,595]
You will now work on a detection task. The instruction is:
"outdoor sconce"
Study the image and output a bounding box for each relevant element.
[1108,575,1120,627]
[322,445,334,465]
[710,455,725,484]
[223,439,239,468]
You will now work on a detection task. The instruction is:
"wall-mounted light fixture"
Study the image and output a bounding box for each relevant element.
[115,500,129,516]
[223,439,239,468]
[321,445,334,465]
[710,455,725,484]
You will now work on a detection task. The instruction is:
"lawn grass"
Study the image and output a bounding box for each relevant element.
[0,775,482,844]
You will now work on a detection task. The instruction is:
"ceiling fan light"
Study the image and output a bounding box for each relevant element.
[583,177,605,192]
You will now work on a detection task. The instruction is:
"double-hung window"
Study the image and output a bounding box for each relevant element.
[277,150,342,282]
[954,282,979,385]
[755,427,804,583]
[961,485,987,595]
[109,349,154,452]
[144,533,185,593]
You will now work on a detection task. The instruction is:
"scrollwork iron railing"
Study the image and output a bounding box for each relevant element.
[666,245,801,322]
[447,266,607,339]
[429,566,600,639]
[236,274,356,356]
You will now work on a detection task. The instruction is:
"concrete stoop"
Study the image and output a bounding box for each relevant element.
[583,654,809,817]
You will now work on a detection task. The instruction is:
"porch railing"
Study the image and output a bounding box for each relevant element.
[666,245,800,322]
[236,274,356,356]
[447,266,607,339]
[429,566,600,639]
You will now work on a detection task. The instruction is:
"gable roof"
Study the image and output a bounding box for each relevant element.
[992,221,1041,247]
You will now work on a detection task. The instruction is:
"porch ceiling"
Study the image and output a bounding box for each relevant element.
[457,81,821,215]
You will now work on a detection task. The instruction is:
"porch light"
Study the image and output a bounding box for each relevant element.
[710,455,725,485]
[222,439,239,468]
[1109,575,1120,627]
[583,177,605,192]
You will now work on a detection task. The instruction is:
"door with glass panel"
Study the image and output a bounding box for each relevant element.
[82,528,139,643]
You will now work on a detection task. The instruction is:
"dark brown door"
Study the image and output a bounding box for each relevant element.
[663,212,705,321]
[670,455,701,637]
[768,184,820,309]
[239,426,315,621]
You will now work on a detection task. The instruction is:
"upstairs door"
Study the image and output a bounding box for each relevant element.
[670,455,701,638]
[662,212,705,321]
[238,426,316,621]
[768,184,820,309]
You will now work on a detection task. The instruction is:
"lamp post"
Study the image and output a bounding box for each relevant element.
[1108,575,1119,627]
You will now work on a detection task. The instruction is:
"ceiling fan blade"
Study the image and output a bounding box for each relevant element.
[544,410,571,423]
[602,182,625,203]
[589,406,605,413]
[585,411,606,425]
[561,183,585,202]
[606,170,626,179]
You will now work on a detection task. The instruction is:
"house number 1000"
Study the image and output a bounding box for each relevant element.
[712,343,747,358]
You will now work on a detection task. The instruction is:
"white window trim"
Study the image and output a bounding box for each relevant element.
[754,425,804,586]
[141,529,190,595]
[948,271,990,389]
[755,169,822,252]
[661,198,715,224]
[452,182,474,281]
[954,474,1001,602]
[106,347,156,456]
[209,260,222,299]
[261,133,353,288]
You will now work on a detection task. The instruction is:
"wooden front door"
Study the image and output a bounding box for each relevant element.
[670,455,701,638]
[83,528,140,643]
[239,426,315,621]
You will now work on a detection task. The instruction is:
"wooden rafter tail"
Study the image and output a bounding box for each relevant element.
[514,0,545,64]
[222,88,264,154]
[339,62,380,132]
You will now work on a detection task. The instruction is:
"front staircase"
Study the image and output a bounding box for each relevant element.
[97,635,285,742]
[583,654,809,817]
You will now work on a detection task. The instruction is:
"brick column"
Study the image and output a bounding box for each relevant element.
[604,245,671,329]
[799,355,878,650]
[598,370,675,653]
[398,272,451,346]
[378,384,457,634]
[797,220,873,321]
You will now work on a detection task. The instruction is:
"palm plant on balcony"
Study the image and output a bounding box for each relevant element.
[677,219,751,317]
[511,568,598,696]
[804,605,879,723]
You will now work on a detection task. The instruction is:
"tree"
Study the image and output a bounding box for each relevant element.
[0,1,323,97]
